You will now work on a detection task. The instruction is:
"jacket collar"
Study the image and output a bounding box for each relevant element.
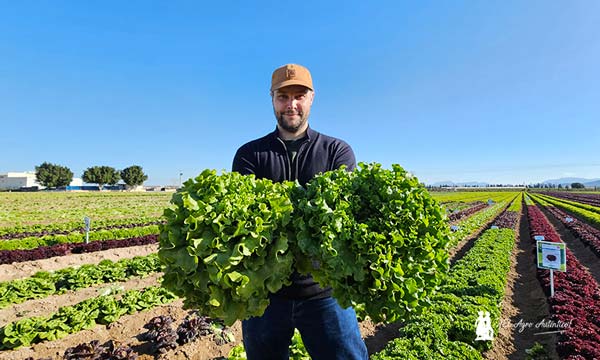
[270,126,316,142]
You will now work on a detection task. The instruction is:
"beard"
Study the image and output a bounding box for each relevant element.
[276,110,309,134]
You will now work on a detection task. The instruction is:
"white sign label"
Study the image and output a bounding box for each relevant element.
[542,246,561,268]
[84,216,91,229]
[490,225,499,230]
[536,241,567,272]
[534,235,545,241]
[565,217,574,223]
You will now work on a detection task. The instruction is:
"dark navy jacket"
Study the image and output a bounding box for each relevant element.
[232,126,356,299]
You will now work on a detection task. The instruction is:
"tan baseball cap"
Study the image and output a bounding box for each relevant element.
[271,64,313,92]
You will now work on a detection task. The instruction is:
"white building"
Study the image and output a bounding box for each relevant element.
[0,172,83,190]
[0,172,41,190]
[70,178,84,186]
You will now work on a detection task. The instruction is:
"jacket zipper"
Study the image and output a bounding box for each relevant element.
[277,138,293,180]
[277,137,310,181]
[295,140,309,181]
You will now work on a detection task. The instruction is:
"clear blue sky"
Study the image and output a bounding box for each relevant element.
[2,1,599,186]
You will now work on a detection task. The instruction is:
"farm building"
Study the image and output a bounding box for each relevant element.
[0,171,84,191]
[0,172,41,190]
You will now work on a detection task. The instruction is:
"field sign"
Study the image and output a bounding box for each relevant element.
[536,241,566,272]
[536,240,566,297]
[84,216,91,243]
[534,235,545,241]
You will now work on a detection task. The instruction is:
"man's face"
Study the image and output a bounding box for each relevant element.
[272,85,314,135]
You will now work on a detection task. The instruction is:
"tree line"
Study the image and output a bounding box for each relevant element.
[528,182,586,189]
[34,162,148,190]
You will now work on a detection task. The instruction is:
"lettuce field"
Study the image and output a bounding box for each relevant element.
[1,187,599,360]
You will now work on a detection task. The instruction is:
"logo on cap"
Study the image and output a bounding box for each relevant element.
[286,67,296,79]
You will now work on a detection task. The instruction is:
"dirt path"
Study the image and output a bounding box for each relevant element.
[501,206,558,360]
[0,244,158,282]
[362,320,402,356]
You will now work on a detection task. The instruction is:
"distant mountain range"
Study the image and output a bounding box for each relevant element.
[429,177,600,187]
[541,177,600,186]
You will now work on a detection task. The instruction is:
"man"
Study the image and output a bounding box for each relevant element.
[232,64,368,360]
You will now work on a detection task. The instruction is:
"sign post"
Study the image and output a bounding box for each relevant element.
[536,240,567,297]
[84,216,91,244]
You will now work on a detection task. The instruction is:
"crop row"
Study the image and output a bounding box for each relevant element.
[532,193,600,228]
[530,195,600,258]
[535,192,600,215]
[447,197,515,249]
[0,234,158,265]
[0,254,160,309]
[524,194,534,206]
[0,285,177,350]
[448,202,488,222]
[0,225,159,251]
[506,192,523,212]
[491,209,519,229]
[432,191,519,204]
[537,191,600,207]
[372,218,517,358]
[441,201,473,214]
[526,204,600,359]
[0,219,163,241]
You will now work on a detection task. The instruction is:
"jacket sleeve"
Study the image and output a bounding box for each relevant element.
[232,145,257,175]
[333,141,357,172]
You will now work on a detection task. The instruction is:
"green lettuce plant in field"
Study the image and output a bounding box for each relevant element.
[158,170,296,325]
[292,162,451,322]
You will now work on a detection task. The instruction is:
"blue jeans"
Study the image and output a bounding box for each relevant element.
[242,295,368,360]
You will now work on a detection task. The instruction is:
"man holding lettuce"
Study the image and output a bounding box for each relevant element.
[232,63,368,360]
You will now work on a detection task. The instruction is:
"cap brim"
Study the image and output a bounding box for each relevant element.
[271,80,313,91]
